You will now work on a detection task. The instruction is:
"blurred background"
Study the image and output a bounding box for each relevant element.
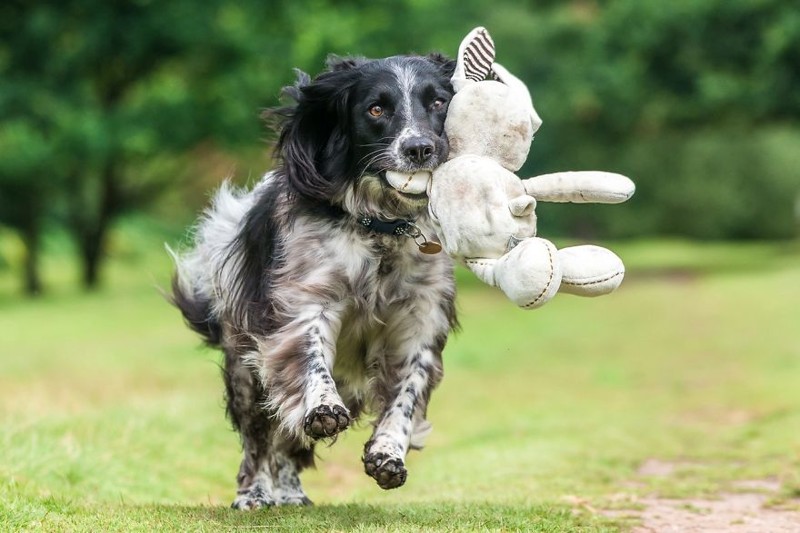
[1,0,798,296]
[2,2,800,525]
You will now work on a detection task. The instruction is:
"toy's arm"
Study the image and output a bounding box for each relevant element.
[522,172,635,204]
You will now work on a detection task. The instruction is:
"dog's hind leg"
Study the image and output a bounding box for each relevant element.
[223,340,313,509]
[269,438,315,506]
[223,342,277,509]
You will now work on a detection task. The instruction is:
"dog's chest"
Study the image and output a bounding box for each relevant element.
[324,232,425,387]
[341,233,424,316]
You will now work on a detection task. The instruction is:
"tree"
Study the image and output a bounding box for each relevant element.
[2,0,798,297]
[0,122,54,295]
[488,0,800,239]
[0,0,292,289]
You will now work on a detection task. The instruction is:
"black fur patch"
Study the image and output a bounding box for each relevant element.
[170,276,221,346]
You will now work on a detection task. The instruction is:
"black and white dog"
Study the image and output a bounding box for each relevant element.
[171,53,459,508]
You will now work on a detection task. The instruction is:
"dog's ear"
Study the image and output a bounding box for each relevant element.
[426,52,457,80]
[266,67,361,202]
[326,55,367,72]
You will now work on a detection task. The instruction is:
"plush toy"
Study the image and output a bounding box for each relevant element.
[427,27,636,309]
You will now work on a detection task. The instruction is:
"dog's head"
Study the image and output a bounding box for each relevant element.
[268,54,456,219]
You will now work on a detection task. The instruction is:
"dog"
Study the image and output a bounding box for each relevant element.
[170,53,459,508]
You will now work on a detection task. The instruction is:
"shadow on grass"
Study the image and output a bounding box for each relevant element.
[124,502,614,531]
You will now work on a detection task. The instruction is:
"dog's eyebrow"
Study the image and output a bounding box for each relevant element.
[364,89,394,103]
[419,83,444,101]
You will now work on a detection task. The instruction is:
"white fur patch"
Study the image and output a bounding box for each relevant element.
[171,176,267,326]
[392,64,417,127]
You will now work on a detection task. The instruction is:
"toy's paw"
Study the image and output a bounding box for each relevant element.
[363,452,408,490]
[558,245,625,297]
[385,170,431,195]
[303,404,350,440]
[486,237,561,309]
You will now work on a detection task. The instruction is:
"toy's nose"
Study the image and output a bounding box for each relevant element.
[402,137,435,166]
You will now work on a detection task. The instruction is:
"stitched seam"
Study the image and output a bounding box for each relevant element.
[562,271,623,287]
[464,259,496,285]
[401,174,415,190]
[522,244,555,308]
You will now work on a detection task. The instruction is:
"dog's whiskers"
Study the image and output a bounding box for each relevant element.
[356,152,397,181]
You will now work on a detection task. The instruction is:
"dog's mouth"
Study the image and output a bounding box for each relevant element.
[381,170,433,198]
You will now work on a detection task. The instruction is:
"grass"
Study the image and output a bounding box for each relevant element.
[1,228,799,531]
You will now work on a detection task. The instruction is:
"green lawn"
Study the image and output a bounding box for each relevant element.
[1,234,799,531]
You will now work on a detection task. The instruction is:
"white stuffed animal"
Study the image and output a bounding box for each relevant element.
[427,27,635,309]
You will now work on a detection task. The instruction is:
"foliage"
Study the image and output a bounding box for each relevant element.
[1,0,799,294]
[513,0,800,238]
[0,0,285,291]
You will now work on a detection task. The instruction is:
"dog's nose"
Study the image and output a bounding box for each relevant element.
[402,137,435,166]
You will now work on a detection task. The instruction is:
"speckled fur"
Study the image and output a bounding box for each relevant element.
[171,55,458,508]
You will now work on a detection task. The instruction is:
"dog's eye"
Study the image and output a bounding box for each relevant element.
[431,98,447,111]
[368,105,384,118]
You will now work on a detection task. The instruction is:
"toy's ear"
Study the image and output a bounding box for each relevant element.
[492,62,543,134]
[452,26,496,91]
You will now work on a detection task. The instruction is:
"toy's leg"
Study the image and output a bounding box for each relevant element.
[557,245,625,296]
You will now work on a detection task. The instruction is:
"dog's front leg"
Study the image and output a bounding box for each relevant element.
[363,346,442,489]
[257,303,351,443]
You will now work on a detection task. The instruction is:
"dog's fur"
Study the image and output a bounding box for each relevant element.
[171,54,459,508]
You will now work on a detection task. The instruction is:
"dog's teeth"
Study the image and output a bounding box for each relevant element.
[385,171,431,195]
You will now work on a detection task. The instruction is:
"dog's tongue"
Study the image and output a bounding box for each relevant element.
[385,171,431,195]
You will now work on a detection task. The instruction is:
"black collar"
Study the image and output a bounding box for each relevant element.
[357,215,415,236]
[357,214,443,254]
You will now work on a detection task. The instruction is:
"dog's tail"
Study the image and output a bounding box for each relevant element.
[167,245,223,347]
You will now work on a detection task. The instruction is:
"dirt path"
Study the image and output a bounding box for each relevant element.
[596,460,800,532]
[622,492,800,532]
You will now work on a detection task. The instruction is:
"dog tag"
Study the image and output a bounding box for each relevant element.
[418,241,442,255]
[403,222,442,254]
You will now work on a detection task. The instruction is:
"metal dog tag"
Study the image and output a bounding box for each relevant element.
[403,222,442,254]
[418,241,442,255]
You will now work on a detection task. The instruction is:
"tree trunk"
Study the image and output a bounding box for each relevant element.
[77,162,120,290]
[80,227,105,289]
[21,218,42,297]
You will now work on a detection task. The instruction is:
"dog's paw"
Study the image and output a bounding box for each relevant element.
[303,404,350,440]
[231,485,276,510]
[276,494,314,506]
[363,452,407,490]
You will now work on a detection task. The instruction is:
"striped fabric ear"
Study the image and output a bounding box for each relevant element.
[461,27,496,82]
